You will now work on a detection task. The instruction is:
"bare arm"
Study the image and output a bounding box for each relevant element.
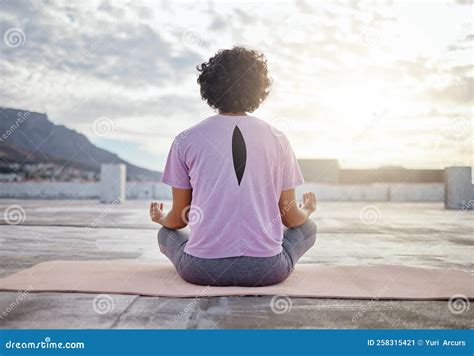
[279,189,317,228]
[149,187,192,229]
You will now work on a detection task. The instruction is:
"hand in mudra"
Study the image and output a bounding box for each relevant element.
[300,192,317,215]
[149,201,165,224]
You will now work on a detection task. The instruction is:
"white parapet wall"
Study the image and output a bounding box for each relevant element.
[389,183,445,202]
[125,181,172,200]
[295,183,390,201]
[0,181,100,199]
[0,181,172,200]
[295,183,445,202]
[0,181,445,202]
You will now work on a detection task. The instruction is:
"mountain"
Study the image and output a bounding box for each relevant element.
[0,107,162,180]
[0,141,46,164]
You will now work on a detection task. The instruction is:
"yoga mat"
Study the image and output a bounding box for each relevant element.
[0,260,473,300]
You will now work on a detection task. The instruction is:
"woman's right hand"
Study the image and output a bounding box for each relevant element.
[300,192,317,215]
[149,201,165,224]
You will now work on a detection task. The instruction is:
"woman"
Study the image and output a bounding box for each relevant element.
[150,46,317,287]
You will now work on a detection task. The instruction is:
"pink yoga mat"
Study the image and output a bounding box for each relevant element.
[0,261,472,300]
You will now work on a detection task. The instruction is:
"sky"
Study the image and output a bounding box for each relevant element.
[0,0,472,171]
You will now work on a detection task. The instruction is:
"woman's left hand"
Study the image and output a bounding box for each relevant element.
[149,201,165,224]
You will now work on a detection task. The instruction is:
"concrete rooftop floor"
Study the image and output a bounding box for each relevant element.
[0,199,473,329]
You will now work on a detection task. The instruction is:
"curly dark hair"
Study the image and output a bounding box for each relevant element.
[196,47,272,113]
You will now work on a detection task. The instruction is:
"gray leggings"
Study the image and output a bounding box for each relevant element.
[157,219,317,287]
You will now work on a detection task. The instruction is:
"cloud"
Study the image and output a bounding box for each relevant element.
[0,0,472,170]
[426,76,473,106]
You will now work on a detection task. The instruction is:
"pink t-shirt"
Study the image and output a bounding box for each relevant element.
[161,114,304,258]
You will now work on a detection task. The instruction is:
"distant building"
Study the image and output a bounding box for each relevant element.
[298,159,340,183]
[339,167,444,184]
[0,173,21,182]
[297,160,445,184]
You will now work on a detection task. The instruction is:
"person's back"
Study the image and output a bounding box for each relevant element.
[150,46,317,287]
[162,114,303,258]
